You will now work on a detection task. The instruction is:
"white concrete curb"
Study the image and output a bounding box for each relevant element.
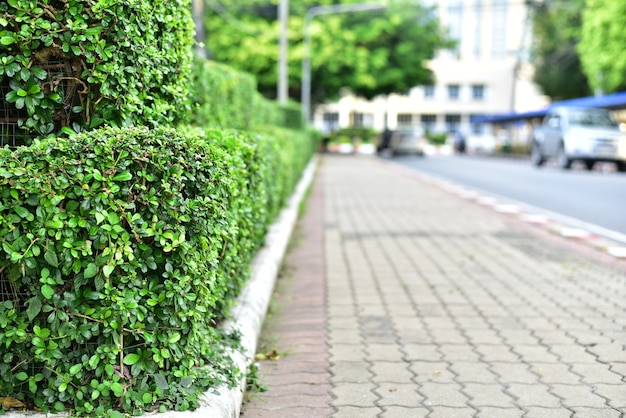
[6,156,318,418]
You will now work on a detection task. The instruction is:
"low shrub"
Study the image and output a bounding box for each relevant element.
[0,125,316,416]
[426,132,448,145]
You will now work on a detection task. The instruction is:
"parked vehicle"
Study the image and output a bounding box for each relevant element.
[378,128,426,156]
[530,106,626,171]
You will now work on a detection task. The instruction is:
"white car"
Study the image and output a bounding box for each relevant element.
[531,106,626,171]
[386,129,426,156]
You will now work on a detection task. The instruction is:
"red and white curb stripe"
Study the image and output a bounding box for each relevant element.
[392,165,626,260]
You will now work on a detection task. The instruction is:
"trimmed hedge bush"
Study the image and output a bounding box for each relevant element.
[187,57,304,131]
[0,0,194,140]
[0,125,315,416]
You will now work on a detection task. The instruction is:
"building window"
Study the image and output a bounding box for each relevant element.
[397,113,417,127]
[447,84,460,100]
[492,0,507,60]
[471,84,485,100]
[421,114,437,133]
[473,0,482,59]
[470,114,483,134]
[446,0,463,58]
[322,112,339,134]
[423,85,435,99]
[352,112,373,128]
[445,114,461,133]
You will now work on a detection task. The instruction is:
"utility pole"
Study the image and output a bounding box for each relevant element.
[192,0,206,59]
[278,0,289,105]
[301,3,387,124]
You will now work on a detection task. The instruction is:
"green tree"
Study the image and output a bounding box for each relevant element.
[204,0,449,104]
[578,0,626,94]
[529,0,591,101]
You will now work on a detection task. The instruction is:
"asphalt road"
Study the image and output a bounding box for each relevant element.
[393,154,626,240]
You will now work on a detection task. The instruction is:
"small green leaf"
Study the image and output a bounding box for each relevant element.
[14,206,31,218]
[154,373,169,390]
[28,84,41,95]
[123,353,140,365]
[142,392,152,404]
[26,296,42,321]
[69,364,83,374]
[168,333,181,344]
[44,249,59,267]
[41,284,54,299]
[102,264,114,278]
[84,263,98,279]
[0,35,15,45]
[112,171,132,181]
[110,382,124,397]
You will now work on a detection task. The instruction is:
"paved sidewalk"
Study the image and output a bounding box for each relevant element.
[242,154,626,418]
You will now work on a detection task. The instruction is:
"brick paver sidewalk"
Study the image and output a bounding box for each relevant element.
[242,155,626,418]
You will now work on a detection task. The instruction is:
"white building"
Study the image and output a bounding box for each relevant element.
[314,0,549,148]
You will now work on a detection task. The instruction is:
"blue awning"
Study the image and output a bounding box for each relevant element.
[471,109,548,124]
[552,91,626,109]
[472,91,626,125]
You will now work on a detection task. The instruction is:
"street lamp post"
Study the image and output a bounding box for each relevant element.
[301,3,387,124]
[278,0,289,105]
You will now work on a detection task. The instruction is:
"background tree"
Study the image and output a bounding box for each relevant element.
[204,0,450,105]
[577,0,626,94]
[529,0,591,101]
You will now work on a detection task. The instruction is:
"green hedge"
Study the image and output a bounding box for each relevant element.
[188,59,257,130]
[0,126,315,416]
[0,0,194,141]
[187,57,304,131]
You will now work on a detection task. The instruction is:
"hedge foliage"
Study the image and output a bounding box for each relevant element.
[187,57,304,131]
[0,0,194,140]
[0,125,315,416]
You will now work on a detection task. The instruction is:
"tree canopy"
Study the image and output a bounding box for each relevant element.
[577,0,626,94]
[529,0,591,101]
[204,0,450,105]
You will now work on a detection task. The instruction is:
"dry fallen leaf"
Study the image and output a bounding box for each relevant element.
[255,349,281,361]
[2,397,26,409]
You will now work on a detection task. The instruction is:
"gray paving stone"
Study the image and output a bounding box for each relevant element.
[512,344,560,363]
[568,407,622,418]
[331,383,379,407]
[523,407,576,418]
[374,383,424,407]
[475,344,520,362]
[330,344,367,362]
[570,363,623,384]
[550,384,608,408]
[450,361,499,384]
[426,406,478,418]
[331,406,382,418]
[365,344,405,362]
[439,344,482,362]
[369,361,415,383]
[528,364,580,385]
[463,383,517,408]
[403,344,443,361]
[410,361,455,383]
[474,407,525,418]
[593,384,626,409]
[380,406,430,418]
[419,382,470,407]
[506,383,561,407]
[330,361,373,383]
